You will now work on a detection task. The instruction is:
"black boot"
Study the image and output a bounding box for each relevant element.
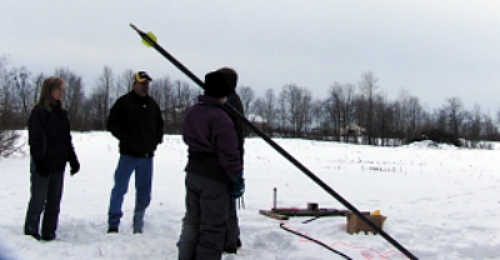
[107,227,119,234]
[24,215,41,241]
[41,234,56,241]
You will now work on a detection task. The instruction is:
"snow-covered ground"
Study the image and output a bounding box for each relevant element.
[0,131,499,260]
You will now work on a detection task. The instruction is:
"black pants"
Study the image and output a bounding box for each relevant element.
[177,173,230,260]
[225,198,240,250]
[24,167,64,238]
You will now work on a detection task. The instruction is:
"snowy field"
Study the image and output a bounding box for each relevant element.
[0,131,499,260]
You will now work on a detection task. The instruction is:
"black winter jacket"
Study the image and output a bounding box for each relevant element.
[107,91,164,157]
[28,101,77,172]
[226,93,245,162]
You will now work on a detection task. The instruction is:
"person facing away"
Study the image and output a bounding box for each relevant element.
[177,70,245,260]
[216,67,245,254]
[24,77,80,241]
[106,71,164,234]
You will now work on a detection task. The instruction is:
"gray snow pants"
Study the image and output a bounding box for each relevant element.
[177,173,230,260]
[24,161,64,238]
[225,198,240,250]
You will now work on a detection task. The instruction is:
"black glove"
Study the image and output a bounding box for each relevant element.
[69,157,80,175]
[229,171,245,198]
[33,157,49,176]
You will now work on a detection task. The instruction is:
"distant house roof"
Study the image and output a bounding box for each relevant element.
[247,114,266,123]
[345,123,366,132]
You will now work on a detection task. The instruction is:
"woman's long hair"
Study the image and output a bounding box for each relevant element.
[35,77,64,111]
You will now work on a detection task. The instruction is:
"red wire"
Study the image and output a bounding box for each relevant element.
[267,205,408,260]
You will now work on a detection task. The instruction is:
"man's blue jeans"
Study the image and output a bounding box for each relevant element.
[108,154,153,231]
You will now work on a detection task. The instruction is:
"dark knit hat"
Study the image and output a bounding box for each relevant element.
[217,67,238,91]
[204,71,232,99]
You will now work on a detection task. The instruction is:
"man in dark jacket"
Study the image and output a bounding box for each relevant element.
[217,67,245,254]
[106,71,164,234]
[177,70,244,260]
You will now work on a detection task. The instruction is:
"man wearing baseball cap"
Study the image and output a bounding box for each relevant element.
[106,70,164,234]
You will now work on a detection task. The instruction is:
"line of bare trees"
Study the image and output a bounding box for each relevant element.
[1,57,500,155]
[249,72,500,146]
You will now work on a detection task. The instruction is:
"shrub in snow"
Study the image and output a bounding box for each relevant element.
[409,129,461,147]
[0,130,22,158]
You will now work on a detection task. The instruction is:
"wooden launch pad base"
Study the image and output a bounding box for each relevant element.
[259,207,386,235]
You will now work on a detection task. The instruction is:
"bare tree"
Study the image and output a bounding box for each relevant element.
[149,79,163,105]
[153,76,173,133]
[373,94,398,145]
[483,114,500,141]
[237,86,255,115]
[310,99,328,140]
[92,66,115,130]
[340,84,356,141]
[406,96,425,140]
[0,66,19,129]
[11,66,33,123]
[54,68,86,129]
[432,108,448,132]
[463,104,482,142]
[167,80,194,133]
[253,88,278,134]
[444,97,465,137]
[149,75,170,109]
[326,83,344,140]
[263,88,277,125]
[88,90,107,130]
[32,73,45,106]
[79,96,94,131]
[358,71,379,145]
[326,82,356,141]
[115,69,134,100]
[277,91,288,136]
[397,90,426,142]
[279,84,313,137]
[496,107,500,132]
[252,98,265,120]
[0,56,22,157]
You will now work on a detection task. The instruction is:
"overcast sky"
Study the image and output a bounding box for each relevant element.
[2,0,500,113]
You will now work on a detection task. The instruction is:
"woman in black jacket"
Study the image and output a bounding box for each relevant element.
[24,77,80,241]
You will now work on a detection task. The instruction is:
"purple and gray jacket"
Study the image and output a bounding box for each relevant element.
[182,95,242,184]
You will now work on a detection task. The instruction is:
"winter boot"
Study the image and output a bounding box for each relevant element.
[107,227,119,234]
[41,234,56,241]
